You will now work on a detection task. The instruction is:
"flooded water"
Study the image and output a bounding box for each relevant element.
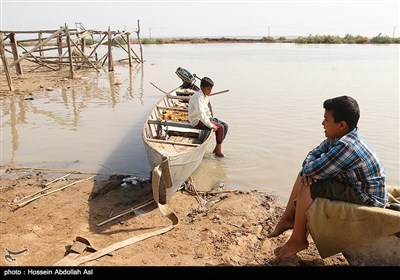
[1,43,399,202]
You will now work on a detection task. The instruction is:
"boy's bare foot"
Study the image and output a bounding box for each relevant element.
[214,153,225,158]
[274,238,309,259]
[267,219,294,238]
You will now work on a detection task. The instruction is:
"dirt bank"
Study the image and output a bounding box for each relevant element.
[0,170,348,267]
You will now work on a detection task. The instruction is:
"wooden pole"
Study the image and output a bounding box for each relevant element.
[57,31,63,70]
[65,24,74,78]
[107,27,114,72]
[96,198,154,226]
[9,33,23,75]
[210,89,229,96]
[38,32,43,57]
[136,19,144,63]
[0,32,14,91]
[80,37,85,54]
[127,32,132,67]
[80,36,86,66]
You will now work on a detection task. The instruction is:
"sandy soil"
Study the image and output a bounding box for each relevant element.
[1,63,349,267]
[0,171,348,267]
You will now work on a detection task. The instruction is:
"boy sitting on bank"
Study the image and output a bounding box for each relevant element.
[268,95,387,259]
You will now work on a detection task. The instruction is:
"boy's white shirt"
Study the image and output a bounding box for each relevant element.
[188,90,213,128]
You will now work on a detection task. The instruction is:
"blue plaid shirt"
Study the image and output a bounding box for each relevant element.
[301,129,387,207]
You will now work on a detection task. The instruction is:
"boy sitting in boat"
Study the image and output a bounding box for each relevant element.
[267,95,387,259]
[188,77,228,158]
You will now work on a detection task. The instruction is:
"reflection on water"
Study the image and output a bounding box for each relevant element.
[1,63,149,176]
[1,44,399,202]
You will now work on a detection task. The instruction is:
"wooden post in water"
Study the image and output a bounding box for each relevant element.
[65,24,74,78]
[136,19,143,63]
[108,27,114,72]
[9,33,23,75]
[127,32,132,67]
[0,33,14,91]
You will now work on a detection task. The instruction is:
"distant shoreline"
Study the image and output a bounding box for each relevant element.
[138,34,400,45]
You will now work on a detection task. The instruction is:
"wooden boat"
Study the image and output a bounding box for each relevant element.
[142,68,213,204]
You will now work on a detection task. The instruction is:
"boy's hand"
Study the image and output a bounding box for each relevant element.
[301,175,317,186]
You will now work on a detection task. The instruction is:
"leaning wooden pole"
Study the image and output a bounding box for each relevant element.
[9,33,23,75]
[69,39,99,72]
[65,24,74,79]
[0,32,14,91]
[136,19,144,63]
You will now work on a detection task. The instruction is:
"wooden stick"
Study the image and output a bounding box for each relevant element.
[5,166,136,176]
[69,39,100,72]
[210,89,229,96]
[16,173,71,203]
[97,198,154,226]
[149,82,167,94]
[65,24,74,79]
[10,33,23,75]
[196,189,241,194]
[149,82,182,95]
[45,173,72,186]
[166,89,229,100]
[17,175,95,207]
[0,33,13,90]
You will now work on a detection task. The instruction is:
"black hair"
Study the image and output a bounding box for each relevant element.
[200,77,214,88]
[323,95,360,130]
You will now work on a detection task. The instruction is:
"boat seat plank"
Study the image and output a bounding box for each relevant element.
[146,138,200,147]
[176,89,196,95]
[157,106,188,112]
[169,136,201,145]
[167,95,191,101]
[148,119,197,129]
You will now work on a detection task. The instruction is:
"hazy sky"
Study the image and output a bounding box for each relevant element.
[1,0,399,38]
